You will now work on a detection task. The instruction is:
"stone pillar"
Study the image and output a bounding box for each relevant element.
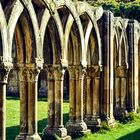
[101,11,115,125]
[0,68,9,140]
[47,70,55,127]
[84,66,101,130]
[127,20,139,112]
[26,67,41,140]
[66,65,90,136]
[16,65,41,140]
[16,67,28,140]
[43,66,70,140]
[66,66,76,123]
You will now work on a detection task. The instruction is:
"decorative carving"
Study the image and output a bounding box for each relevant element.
[86,65,101,78]
[18,66,40,82]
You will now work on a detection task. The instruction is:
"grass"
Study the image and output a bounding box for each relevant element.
[6,97,140,140]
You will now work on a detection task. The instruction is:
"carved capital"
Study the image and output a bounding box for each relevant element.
[45,65,65,81]
[75,65,86,80]
[115,66,128,78]
[18,66,40,82]
[86,65,101,78]
[68,66,75,79]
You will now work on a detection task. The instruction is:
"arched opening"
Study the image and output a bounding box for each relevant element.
[63,70,69,100]
[113,28,128,119]
[43,17,61,65]
[63,70,69,126]
[84,25,101,129]
[57,6,83,130]
[37,69,47,135]
[7,69,18,97]
[7,6,39,139]
[6,69,20,140]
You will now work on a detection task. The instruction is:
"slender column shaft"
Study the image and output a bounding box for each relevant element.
[16,68,28,140]
[54,74,64,127]
[28,81,37,134]
[19,80,28,135]
[76,69,84,122]
[47,72,54,127]
[93,77,100,117]
[0,83,6,140]
[0,69,9,140]
[86,77,92,117]
[27,68,39,136]
[69,75,76,122]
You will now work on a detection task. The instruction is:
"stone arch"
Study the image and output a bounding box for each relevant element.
[40,9,63,65]
[114,18,128,67]
[6,0,42,65]
[0,3,9,62]
[76,2,103,66]
[55,0,85,66]
[75,2,103,129]
[3,0,43,139]
[113,18,128,118]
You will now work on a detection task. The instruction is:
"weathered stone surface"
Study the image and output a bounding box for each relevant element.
[0,0,139,140]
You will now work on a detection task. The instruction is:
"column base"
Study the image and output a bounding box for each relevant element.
[102,116,116,127]
[43,126,71,140]
[66,121,91,137]
[84,116,101,131]
[114,108,128,119]
[26,134,41,140]
[16,133,27,140]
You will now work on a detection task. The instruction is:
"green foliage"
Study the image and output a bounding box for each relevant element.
[137,106,140,113]
[90,0,140,21]
[100,121,110,131]
[119,112,140,124]
[6,97,140,140]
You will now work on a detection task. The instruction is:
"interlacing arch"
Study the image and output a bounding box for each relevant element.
[0,0,140,140]
[113,17,129,118]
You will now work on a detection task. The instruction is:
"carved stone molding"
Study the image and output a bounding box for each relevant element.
[86,65,101,78]
[44,65,65,81]
[18,66,40,82]
[114,66,128,78]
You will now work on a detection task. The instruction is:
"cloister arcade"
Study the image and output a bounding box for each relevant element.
[0,0,140,140]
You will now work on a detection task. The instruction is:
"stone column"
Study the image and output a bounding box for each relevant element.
[0,68,9,140]
[47,69,55,127]
[43,66,70,140]
[16,67,28,140]
[84,66,101,130]
[66,66,76,124]
[66,65,90,136]
[127,20,139,112]
[102,11,115,125]
[16,66,41,140]
[26,67,41,140]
